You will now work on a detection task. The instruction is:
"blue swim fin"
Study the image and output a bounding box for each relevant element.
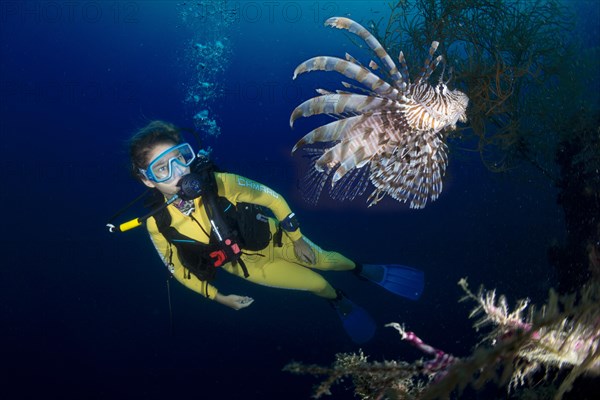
[329,291,376,344]
[358,264,424,301]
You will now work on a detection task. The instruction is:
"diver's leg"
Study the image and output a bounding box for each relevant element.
[277,234,424,301]
[225,255,338,299]
[226,246,376,343]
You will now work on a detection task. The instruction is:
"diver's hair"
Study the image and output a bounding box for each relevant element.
[128,120,183,180]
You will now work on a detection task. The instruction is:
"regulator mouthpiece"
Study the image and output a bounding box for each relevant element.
[177,173,203,200]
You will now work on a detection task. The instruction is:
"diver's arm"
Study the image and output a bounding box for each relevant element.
[146,217,219,299]
[214,293,254,310]
[292,236,316,264]
[215,172,303,241]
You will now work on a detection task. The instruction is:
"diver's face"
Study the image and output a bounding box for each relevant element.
[140,142,191,197]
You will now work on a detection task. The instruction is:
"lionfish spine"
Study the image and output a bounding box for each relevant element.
[292,56,403,101]
[325,17,404,90]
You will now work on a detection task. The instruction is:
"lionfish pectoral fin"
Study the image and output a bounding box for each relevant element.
[290,106,303,128]
[355,159,370,169]
[366,188,386,207]
[291,117,363,155]
[329,163,370,202]
[290,94,394,129]
[315,147,337,173]
[297,147,335,205]
[331,146,368,183]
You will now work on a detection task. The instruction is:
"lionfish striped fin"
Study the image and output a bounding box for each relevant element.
[298,147,334,205]
[300,145,371,205]
[415,41,440,84]
[345,53,363,67]
[293,56,401,100]
[340,81,382,97]
[437,58,448,84]
[332,144,369,183]
[289,94,396,127]
[315,130,376,173]
[291,115,364,153]
[368,131,449,208]
[316,89,334,95]
[427,55,444,81]
[398,51,409,86]
[329,162,370,201]
[316,114,397,181]
[325,17,404,90]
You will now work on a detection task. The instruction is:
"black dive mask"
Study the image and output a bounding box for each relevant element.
[177,173,203,200]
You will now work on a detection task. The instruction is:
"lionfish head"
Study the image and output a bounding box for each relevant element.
[447,86,469,125]
[437,65,469,125]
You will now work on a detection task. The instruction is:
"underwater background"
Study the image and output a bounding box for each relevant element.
[1,1,598,399]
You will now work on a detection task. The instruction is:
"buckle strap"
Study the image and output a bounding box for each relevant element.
[273,225,283,247]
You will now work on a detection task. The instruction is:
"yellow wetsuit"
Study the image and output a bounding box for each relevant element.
[146,172,355,300]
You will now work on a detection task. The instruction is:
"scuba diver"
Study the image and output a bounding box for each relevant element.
[110,120,424,344]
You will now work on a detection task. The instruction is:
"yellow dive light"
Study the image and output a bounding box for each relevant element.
[107,195,179,233]
[107,172,203,234]
[118,218,143,232]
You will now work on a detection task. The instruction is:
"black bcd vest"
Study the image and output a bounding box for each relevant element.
[148,169,272,282]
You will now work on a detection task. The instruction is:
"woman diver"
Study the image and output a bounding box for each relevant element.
[122,120,424,344]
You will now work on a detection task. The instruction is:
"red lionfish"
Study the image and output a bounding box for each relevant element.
[290,17,469,209]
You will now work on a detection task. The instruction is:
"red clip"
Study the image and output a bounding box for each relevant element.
[209,250,226,267]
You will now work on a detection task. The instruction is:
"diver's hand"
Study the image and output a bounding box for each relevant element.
[215,293,254,310]
[293,237,316,265]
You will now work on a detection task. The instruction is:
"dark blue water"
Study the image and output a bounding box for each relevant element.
[1,1,597,399]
